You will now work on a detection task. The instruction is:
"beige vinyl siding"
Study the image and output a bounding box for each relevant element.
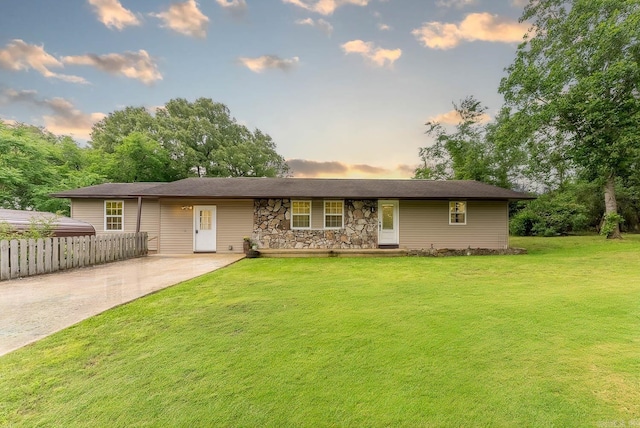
[70,199,105,232]
[140,201,159,251]
[71,199,160,251]
[399,200,509,250]
[159,199,253,254]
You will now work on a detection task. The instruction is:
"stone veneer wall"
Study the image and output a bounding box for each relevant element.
[253,198,378,249]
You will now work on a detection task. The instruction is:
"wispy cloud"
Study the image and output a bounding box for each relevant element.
[295,18,333,36]
[287,159,415,178]
[87,0,141,30]
[62,50,162,85]
[435,0,477,8]
[152,0,209,38]
[0,39,88,84]
[283,0,369,16]
[341,39,401,67]
[428,109,491,125]
[0,88,105,140]
[237,55,300,73]
[510,0,528,7]
[412,13,528,50]
[371,10,390,31]
[215,0,247,17]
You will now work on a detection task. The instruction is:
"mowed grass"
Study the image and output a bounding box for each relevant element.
[1,236,639,427]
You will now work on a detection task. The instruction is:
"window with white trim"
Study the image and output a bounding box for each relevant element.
[449,201,466,225]
[105,200,124,231]
[291,200,311,229]
[324,200,344,229]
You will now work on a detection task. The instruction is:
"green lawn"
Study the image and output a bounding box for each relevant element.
[1,236,639,427]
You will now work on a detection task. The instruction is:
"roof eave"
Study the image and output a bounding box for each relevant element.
[113,194,534,200]
[51,193,159,199]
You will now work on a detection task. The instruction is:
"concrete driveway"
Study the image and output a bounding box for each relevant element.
[0,254,244,357]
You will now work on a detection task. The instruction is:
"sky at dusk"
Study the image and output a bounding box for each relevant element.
[0,0,530,178]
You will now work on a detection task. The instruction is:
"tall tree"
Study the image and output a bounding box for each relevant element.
[499,0,640,238]
[0,121,103,214]
[415,96,522,189]
[98,132,180,182]
[90,98,290,179]
[90,107,156,153]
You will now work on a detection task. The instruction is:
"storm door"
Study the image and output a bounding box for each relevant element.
[194,205,216,252]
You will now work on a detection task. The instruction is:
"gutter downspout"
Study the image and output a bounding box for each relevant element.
[136,196,142,233]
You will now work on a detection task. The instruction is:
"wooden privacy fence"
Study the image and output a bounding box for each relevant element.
[0,232,148,281]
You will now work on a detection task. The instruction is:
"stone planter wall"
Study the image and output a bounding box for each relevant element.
[253,199,378,249]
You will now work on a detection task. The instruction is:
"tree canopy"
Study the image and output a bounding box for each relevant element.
[414,96,524,190]
[90,98,290,178]
[0,122,103,213]
[0,97,290,215]
[498,0,640,237]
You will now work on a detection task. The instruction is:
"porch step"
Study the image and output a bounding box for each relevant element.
[257,248,407,258]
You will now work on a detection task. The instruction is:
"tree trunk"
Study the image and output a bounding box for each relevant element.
[604,174,622,239]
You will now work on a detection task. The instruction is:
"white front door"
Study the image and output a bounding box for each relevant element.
[378,200,399,246]
[194,205,216,252]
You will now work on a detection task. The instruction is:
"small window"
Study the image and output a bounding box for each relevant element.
[199,210,212,230]
[449,201,466,225]
[324,200,344,229]
[105,200,124,231]
[291,200,311,229]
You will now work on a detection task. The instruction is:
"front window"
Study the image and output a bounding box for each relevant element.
[105,200,124,231]
[449,201,466,225]
[324,200,344,229]
[291,200,311,229]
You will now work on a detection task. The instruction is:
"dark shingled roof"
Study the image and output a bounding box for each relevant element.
[0,209,96,237]
[53,178,534,200]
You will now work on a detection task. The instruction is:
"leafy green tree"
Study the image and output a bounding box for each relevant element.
[415,96,522,189]
[90,107,157,153]
[155,98,241,177]
[510,190,590,237]
[99,132,180,182]
[216,128,291,177]
[499,0,640,238]
[90,98,290,179]
[0,121,103,214]
[510,180,603,236]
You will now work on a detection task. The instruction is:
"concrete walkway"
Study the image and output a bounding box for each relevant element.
[0,254,244,356]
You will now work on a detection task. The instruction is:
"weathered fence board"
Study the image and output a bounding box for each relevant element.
[10,240,19,278]
[19,239,27,275]
[52,237,59,272]
[0,232,148,281]
[28,239,36,276]
[66,237,73,270]
[36,239,44,275]
[0,240,8,281]
[44,239,52,273]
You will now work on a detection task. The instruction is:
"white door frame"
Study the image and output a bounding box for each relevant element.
[193,205,217,252]
[378,200,399,246]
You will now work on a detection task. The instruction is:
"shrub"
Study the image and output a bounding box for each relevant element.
[0,215,57,240]
[510,191,589,236]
